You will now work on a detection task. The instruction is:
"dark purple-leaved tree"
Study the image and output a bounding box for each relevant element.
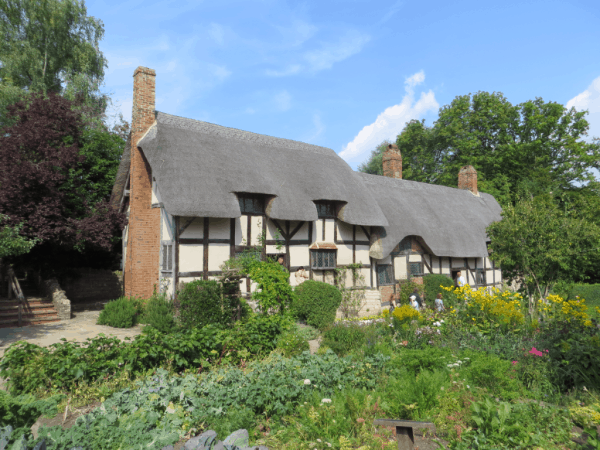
[0,92,126,271]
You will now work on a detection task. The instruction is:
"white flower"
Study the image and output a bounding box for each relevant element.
[317,439,322,442]
[440,320,445,323]
[333,420,336,423]
[464,357,469,360]
[447,364,453,368]
[304,379,311,385]
[467,385,470,389]
[304,402,308,404]
[327,444,332,448]
[441,386,445,390]
[321,398,332,404]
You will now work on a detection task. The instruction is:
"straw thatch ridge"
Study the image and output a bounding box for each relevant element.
[358,172,502,259]
[136,112,389,226]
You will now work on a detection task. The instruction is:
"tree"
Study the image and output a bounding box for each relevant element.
[486,195,600,312]
[357,140,392,175]
[0,92,126,269]
[0,0,108,128]
[0,214,38,258]
[358,92,600,207]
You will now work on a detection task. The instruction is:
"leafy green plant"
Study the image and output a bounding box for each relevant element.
[322,324,366,356]
[424,273,456,307]
[276,328,310,358]
[97,296,137,328]
[293,280,342,330]
[248,259,295,313]
[177,279,226,329]
[139,293,176,333]
[397,279,423,305]
[335,264,367,318]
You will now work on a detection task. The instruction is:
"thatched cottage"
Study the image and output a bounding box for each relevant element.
[111,67,503,313]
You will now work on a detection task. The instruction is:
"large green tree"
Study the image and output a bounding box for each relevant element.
[487,195,600,309]
[359,92,600,207]
[0,0,108,128]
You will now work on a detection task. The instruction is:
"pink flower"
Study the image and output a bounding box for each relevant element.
[512,361,518,365]
[528,347,543,357]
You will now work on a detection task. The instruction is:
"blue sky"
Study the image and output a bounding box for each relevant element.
[88,0,600,170]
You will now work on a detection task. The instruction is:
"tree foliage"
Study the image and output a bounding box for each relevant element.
[356,140,392,175]
[0,214,38,259]
[0,0,108,128]
[0,92,126,260]
[486,195,600,306]
[358,92,600,207]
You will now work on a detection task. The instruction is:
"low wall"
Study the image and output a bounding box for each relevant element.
[62,269,123,303]
[40,278,71,320]
[335,288,382,319]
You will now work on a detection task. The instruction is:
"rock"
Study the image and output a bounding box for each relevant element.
[160,446,174,450]
[212,442,225,450]
[223,429,249,447]
[184,430,218,449]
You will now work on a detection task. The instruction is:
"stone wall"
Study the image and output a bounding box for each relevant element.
[40,278,71,320]
[62,269,123,303]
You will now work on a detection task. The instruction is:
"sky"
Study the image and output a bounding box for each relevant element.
[87,0,600,170]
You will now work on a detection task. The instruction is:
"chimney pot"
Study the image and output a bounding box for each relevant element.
[458,165,478,195]
[382,144,402,179]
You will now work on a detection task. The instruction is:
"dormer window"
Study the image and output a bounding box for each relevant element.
[314,201,337,219]
[237,193,266,215]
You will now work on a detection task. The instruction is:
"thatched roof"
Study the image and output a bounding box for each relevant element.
[135,112,389,226]
[110,131,131,210]
[358,172,502,259]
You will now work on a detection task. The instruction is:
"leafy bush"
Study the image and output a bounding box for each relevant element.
[322,324,366,356]
[424,273,456,306]
[276,327,310,358]
[97,296,137,328]
[177,280,226,329]
[231,313,293,356]
[248,260,296,313]
[139,294,176,333]
[463,353,523,400]
[392,304,421,325]
[565,283,600,309]
[293,280,342,330]
[397,279,423,305]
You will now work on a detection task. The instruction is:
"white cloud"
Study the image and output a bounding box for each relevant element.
[379,0,404,24]
[339,70,439,163]
[303,31,371,72]
[208,23,226,45]
[265,64,302,77]
[275,20,318,47]
[209,64,232,82]
[273,90,292,111]
[567,76,600,140]
[304,113,325,142]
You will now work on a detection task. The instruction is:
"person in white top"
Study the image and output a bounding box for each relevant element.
[410,295,420,311]
[434,293,445,312]
[455,271,466,288]
[295,267,309,284]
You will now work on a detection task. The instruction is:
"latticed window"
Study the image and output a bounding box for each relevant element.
[476,269,486,286]
[398,237,412,253]
[161,242,173,271]
[235,249,262,261]
[409,262,423,277]
[377,265,394,286]
[311,250,336,269]
[238,194,265,215]
[314,201,337,219]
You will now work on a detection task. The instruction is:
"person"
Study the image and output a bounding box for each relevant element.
[435,293,445,312]
[389,298,396,314]
[409,294,420,311]
[455,271,466,288]
[412,288,423,308]
[295,266,308,284]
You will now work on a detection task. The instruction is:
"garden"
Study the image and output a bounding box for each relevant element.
[1,256,600,449]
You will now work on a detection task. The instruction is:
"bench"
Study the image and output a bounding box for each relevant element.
[373,419,436,450]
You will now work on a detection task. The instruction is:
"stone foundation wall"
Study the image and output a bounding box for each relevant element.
[62,269,123,303]
[40,278,71,320]
[335,288,382,319]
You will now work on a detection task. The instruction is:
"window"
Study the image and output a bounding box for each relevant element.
[409,262,423,277]
[314,201,337,219]
[161,242,173,271]
[311,250,336,269]
[238,194,265,215]
[398,237,412,253]
[377,265,394,286]
[476,269,486,286]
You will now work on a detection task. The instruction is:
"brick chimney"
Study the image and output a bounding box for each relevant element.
[458,165,478,195]
[124,67,160,298]
[382,144,402,179]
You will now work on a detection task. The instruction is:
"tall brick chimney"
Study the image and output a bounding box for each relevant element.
[458,165,478,195]
[382,144,402,179]
[124,67,160,298]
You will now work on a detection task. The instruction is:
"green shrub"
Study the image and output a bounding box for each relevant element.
[232,313,293,355]
[463,353,523,400]
[96,297,137,328]
[247,260,296,313]
[397,279,423,306]
[424,273,456,307]
[293,280,342,330]
[139,294,175,333]
[177,279,225,329]
[276,327,310,358]
[322,324,366,356]
[569,283,600,309]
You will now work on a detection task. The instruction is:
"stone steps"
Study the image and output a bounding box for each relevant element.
[0,293,61,328]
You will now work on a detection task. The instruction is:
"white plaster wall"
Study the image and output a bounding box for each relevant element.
[336,288,382,318]
[266,245,281,255]
[161,211,175,241]
[396,257,407,280]
[337,244,353,265]
[355,248,370,266]
[290,246,309,267]
[356,268,370,287]
[179,244,203,272]
[239,216,248,243]
[209,244,230,271]
[337,221,353,241]
[441,257,450,274]
[355,226,368,241]
[292,221,309,239]
[324,219,335,242]
[312,271,324,282]
[409,254,421,262]
[431,256,440,272]
[250,216,263,246]
[209,218,230,239]
[452,259,464,268]
[379,255,392,265]
[180,218,203,239]
[160,276,175,299]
